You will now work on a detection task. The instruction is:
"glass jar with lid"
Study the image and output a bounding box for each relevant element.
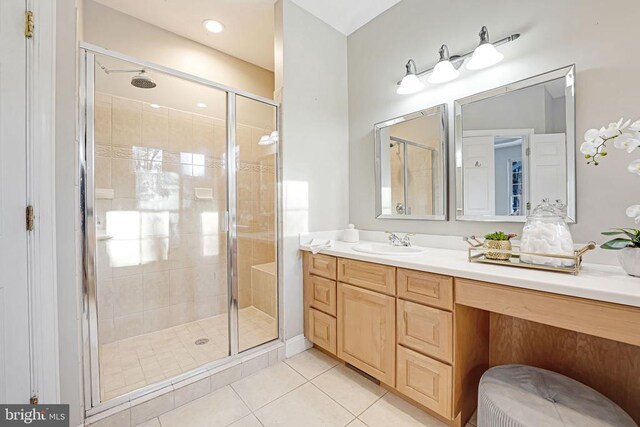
[520,199,575,267]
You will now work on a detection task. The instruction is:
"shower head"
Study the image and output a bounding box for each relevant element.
[97,60,157,89]
[131,71,156,89]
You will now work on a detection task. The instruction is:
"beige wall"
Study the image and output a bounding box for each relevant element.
[82,0,274,99]
[348,0,640,265]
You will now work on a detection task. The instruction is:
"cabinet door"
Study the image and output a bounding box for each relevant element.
[308,275,337,316]
[397,346,452,419]
[308,308,336,355]
[337,282,396,386]
[398,300,453,363]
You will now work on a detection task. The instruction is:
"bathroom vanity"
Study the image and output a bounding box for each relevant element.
[300,242,640,426]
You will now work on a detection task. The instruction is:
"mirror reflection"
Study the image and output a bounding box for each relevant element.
[375,104,448,220]
[455,66,575,222]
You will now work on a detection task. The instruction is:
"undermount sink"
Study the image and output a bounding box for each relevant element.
[352,243,426,256]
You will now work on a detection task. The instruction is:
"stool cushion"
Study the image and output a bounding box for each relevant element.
[478,365,636,427]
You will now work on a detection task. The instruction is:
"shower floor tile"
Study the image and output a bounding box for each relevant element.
[100,306,277,401]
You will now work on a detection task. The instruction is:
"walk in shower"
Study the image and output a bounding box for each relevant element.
[80,44,280,409]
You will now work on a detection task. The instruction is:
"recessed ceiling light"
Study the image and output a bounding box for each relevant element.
[203,19,225,33]
[196,103,207,108]
[149,103,161,109]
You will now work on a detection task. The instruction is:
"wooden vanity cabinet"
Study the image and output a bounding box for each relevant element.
[304,254,459,423]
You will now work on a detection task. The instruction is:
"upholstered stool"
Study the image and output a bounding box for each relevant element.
[478,365,636,427]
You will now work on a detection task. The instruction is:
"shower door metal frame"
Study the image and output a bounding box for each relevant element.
[79,43,282,415]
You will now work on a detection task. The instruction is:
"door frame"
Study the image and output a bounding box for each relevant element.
[26,0,60,404]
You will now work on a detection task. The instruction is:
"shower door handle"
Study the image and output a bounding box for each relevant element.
[222,211,230,233]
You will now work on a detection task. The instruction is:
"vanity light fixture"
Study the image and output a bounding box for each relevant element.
[149,103,161,109]
[428,44,460,84]
[395,27,520,95]
[196,102,207,108]
[203,19,225,33]
[396,59,425,95]
[466,26,504,70]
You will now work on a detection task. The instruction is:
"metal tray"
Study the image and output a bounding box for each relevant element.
[464,236,596,275]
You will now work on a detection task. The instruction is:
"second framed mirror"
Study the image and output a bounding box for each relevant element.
[454,65,576,223]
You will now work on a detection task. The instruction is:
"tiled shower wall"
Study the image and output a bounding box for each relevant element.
[94,93,276,345]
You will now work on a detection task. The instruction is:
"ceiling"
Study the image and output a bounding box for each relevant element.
[93,0,403,71]
[290,0,402,35]
[93,0,277,71]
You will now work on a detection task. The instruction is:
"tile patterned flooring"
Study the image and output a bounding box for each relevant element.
[136,348,478,427]
[100,307,277,401]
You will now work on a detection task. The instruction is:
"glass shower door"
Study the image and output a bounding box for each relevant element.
[235,95,279,351]
[90,53,230,402]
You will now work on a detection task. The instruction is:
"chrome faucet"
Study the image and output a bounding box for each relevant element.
[386,232,414,247]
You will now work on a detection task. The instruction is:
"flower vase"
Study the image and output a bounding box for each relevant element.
[618,247,640,277]
[483,240,512,261]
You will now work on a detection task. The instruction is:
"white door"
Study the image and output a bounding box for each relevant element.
[0,0,31,403]
[529,133,567,209]
[463,136,495,216]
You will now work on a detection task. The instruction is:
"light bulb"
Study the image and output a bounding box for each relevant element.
[467,43,504,70]
[396,59,424,95]
[203,20,225,33]
[397,74,424,95]
[467,26,504,70]
[428,60,459,84]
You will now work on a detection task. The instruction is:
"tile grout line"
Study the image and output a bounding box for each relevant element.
[306,380,359,422]
[282,356,338,381]
[309,364,388,419]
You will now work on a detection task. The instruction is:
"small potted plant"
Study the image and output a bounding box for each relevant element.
[483,231,516,260]
[600,206,640,277]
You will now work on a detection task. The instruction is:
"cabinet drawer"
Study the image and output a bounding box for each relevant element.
[397,300,453,363]
[396,346,452,419]
[337,283,396,386]
[397,269,453,310]
[308,253,337,280]
[308,308,336,355]
[338,258,396,295]
[308,275,336,316]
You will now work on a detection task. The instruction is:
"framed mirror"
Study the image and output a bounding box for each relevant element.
[454,65,576,222]
[375,104,448,220]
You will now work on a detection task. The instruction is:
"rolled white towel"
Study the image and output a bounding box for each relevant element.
[308,238,334,254]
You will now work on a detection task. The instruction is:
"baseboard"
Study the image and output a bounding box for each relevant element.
[285,334,312,358]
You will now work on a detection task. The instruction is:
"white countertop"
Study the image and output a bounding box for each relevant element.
[299,238,640,308]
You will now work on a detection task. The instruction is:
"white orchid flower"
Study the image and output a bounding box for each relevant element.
[602,121,622,138]
[628,159,640,175]
[626,204,640,218]
[613,132,640,153]
[627,205,640,225]
[619,118,631,130]
[584,128,600,142]
[630,120,640,132]
[580,141,598,156]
